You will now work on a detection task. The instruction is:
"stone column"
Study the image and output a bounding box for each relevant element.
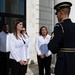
[26,0,39,63]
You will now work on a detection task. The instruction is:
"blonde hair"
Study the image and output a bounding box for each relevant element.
[61,8,70,15]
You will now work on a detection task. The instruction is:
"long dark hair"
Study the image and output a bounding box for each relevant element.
[39,26,48,35]
[13,19,23,39]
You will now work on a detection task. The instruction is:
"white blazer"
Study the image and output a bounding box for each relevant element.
[9,33,30,62]
[23,34,31,60]
[35,34,52,57]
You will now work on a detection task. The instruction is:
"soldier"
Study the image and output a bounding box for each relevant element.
[48,2,75,75]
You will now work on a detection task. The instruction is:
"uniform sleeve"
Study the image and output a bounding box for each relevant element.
[48,25,63,54]
[9,35,21,62]
[26,38,31,59]
[0,32,1,45]
[35,38,42,55]
[45,35,52,56]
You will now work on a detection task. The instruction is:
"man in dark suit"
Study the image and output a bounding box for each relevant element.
[48,2,75,75]
[0,23,10,75]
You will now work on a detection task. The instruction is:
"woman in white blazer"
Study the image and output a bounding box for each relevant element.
[35,26,52,75]
[9,19,30,75]
[21,27,31,73]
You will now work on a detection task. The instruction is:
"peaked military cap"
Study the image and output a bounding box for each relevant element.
[54,2,72,15]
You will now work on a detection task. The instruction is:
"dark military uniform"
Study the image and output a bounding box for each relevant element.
[48,2,75,75]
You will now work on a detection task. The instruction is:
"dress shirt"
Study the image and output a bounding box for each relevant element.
[9,33,31,62]
[35,34,52,57]
[23,34,31,60]
[0,31,10,52]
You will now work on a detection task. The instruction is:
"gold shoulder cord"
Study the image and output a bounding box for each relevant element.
[51,32,54,40]
[59,23,64,33]
[51,24,64,40]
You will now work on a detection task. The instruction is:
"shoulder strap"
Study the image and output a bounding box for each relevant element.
[59,23,64,33]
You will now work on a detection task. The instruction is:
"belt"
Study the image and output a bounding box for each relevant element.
[59,48,75,52]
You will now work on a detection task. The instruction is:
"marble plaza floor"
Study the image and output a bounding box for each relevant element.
[26,63,55,75]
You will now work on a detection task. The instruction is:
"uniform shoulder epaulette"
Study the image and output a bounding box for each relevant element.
[54,23,64,33]
[54,23,60,27]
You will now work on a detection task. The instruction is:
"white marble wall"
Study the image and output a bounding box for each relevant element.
[26,0,39,63]
[39,0,54,33]
[27,0,55,63]
[55,0,75,23]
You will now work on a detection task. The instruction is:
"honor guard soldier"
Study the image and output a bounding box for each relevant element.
[48,2,75,75]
